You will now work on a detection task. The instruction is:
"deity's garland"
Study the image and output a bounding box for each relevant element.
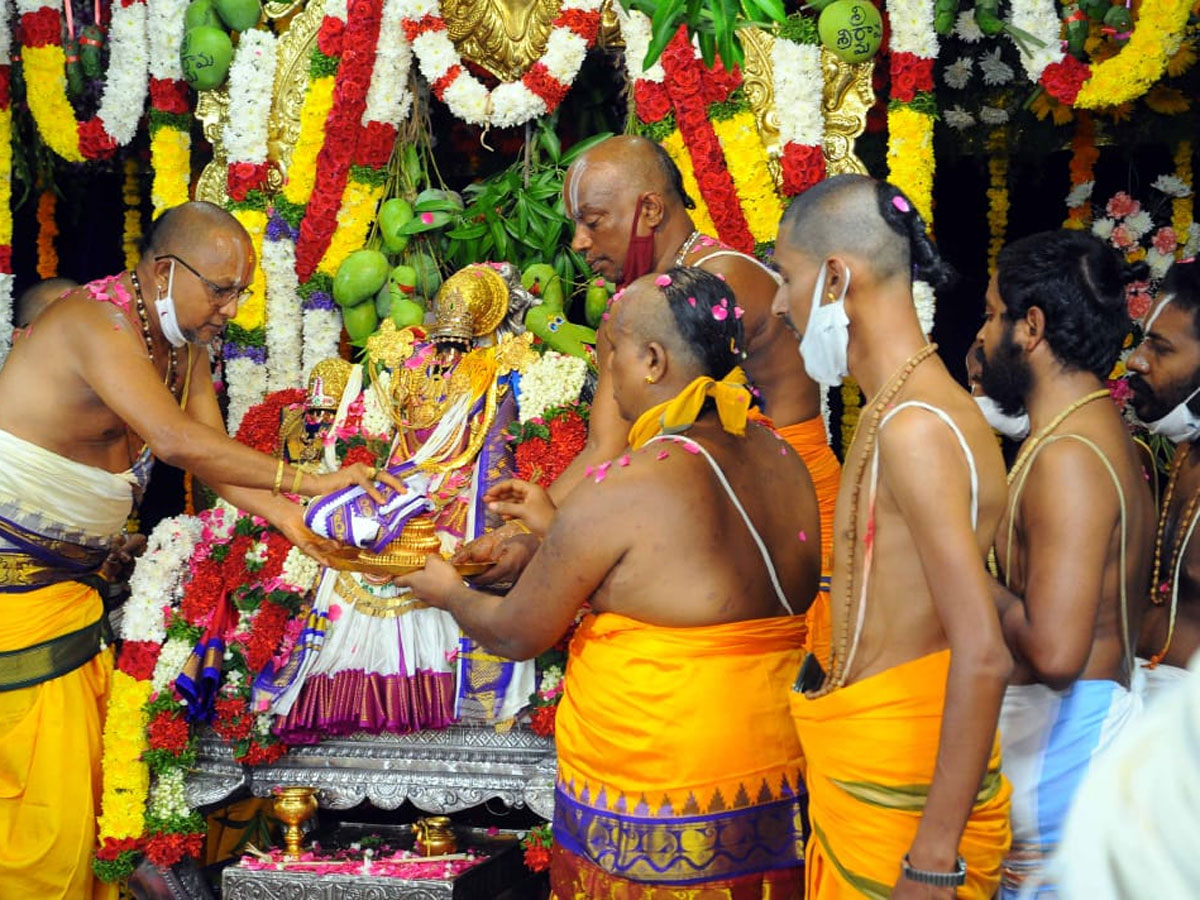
[1171,141,1194,257]
[1063,112,1097,230]
[986,147,1008,277]
[36,189,58,278]
[400,0,602,129]
[713,110,785,246]
[0,0,13,367]
[16,0,148,161]
[263,216,303,392]
[772,16,826,197]
[123,157,143,270]
[147,0,192,216]
[658,130,718,237]
[1035,0,1193,109]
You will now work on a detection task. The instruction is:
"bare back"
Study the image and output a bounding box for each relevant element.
[1139,443,1200,667]
[0,280,193,474]
[562,416,820,627]
[996,398,1155,685]
[834,360,1009,683]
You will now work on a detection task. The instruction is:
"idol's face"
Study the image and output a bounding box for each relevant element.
[975,274,1032,417]
[1127,299,1200,423]
[564,161,640,284]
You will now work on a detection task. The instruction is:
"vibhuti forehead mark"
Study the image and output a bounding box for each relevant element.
[1144,293,1176,332]
[567,157,589,216]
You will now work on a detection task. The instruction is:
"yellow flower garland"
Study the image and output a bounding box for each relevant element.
[36,190,59,278]
[841,378,861,453]
[661,128,719,239]
[96,669,153,843]
[123,157,142,270]
[230,208,268,329]
[987,152,1008,276]
[282,75,336,208]
[0,108,11,249]
[886,106,935,228]
[150,127,191,217]
[712,111,785,245]
[1075,0,1193,109]
[315,178,386,278]
[23,45,86,163]
[1173,139,1194,255]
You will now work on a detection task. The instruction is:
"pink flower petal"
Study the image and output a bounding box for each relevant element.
[683,443,701,454]
[720,297,729,307]
[687,296,697,307]
[734,306,744,319]
[617,454,631,467]
[716,273,726,281]
[421,212,435,224]
[798,531,807,542]
[594,470,608,483]
[655,450,669,460]
[780,446,787,456]
[655,274,672,287]
[584,465,595,477]
[712,306,728,322]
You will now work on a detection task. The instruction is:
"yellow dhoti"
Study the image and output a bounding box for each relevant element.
[552,612,808,899]
[777,417,840,663]
[0,582,114,899]
[790,650,1011,899]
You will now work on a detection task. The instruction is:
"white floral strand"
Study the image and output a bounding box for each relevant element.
[147,769,191,821]
[913,280,936,335]
[0,276,12,367]
[613,5,664,82]
[94,0,150,146]
[262,233,303,391]
[223,29,277,164]
[361,369,396,440]
[123,514,204,644]
[1007,0,1063,83]
[151,637,193,693]
[772,38,823,147]
[362,0,413,128]
[281,545,321,591]
[226,356,270,433]
[302,308,344,383]
[887,0,939,59]
[517,351,588,422]
[146,0,187,81]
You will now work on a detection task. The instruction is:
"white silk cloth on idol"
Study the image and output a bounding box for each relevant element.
[0,426,135,542]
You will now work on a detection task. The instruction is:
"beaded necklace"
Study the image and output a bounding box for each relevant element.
[813,341,938,696]
[1146,442,1200,666]
[129,270,179,391]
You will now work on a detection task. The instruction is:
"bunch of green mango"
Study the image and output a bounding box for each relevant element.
[180,0,262,91]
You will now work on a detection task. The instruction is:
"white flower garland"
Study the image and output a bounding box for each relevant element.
[516,351,587,422]
[123,514,205,644]
[612,5,665,82]
[147,0,187,81]
[361,369,397,440]
[223,29,277,164]
[401,0,602,128]
[262,231,303,392]
[362,0,414,128]
[225,355,270,433]
[0,275,12,366]
[302,308,343,383]
[771,37,823,147]
[281,545,321,592]
[1007,0,1063,83]
[146,768,191,821]
[1152,174,1192,199]
[887,0,939,59]
[913,280,936,335]
[151,637,193,693]
[95,0,150,146]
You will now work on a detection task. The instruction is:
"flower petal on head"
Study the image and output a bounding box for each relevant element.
[892,195,911,213]
[655,274,672,287]
[712,305,728,321]
[734,305,744,319]
[687,296,697,307]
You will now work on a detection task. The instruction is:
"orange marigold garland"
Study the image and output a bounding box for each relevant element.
[1063,112,1098,230]
[36,189,58,278]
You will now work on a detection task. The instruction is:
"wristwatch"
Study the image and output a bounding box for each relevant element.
[901,854,967,888]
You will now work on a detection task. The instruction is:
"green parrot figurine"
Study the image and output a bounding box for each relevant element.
[521,264,596,362]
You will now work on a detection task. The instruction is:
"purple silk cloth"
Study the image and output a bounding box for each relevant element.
[303,461,433,554]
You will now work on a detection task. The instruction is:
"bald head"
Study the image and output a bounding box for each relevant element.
[779,174,952,289]
[566,135,694,213]
[144,200,251,260]
[15,277,77,327]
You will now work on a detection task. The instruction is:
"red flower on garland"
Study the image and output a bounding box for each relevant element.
[19,8,62,47]
[780,143,826,197]
[355,121,398,168]
[342,444,377,469]
[96,836,142,861]
[78,117,119,160]
[1040,56,1091,106]
[553,7,599,42]
[213,696,254,742]
[235,388,306,453]
[633,81,671,123]
[117,641,162,680]
[524,844,552,872]
[528,704,557,737]
[889,52,934,104]
[241,602,291,673]
[0,68,9,110]
[143,831,205,869]
[522,63,569,110]
[316,15,345,55]
[514,408,588,487]
[239,739,287,766]
[181,560,226,627]
[228,162,271,202]
[148,710,192,754]
[149,78,190,115]
[431,64,462,101]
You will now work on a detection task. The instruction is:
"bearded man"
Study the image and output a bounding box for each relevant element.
[976,230,1155,898]
[399,267,820,897]
[1127,259,1200,705]
[0,201,387,897]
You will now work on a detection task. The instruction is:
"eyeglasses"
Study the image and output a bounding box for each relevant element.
[156,254,251,309]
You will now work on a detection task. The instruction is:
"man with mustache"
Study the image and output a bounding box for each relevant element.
[1126,259,1200,705]
[0,201,387,897]
[977,229,1155,898]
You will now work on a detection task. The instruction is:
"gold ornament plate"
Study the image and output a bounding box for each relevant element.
[323,553,496,577]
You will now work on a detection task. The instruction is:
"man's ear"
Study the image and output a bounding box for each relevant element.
[640,192,667,230]
[1023,306,1046,351]
[645,339,668,381]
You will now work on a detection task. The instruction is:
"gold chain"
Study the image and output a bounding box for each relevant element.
[335,572,429,618]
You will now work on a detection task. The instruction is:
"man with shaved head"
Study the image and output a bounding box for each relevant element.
[0,201,389,896]
[400,267,820,897]
[15,277,77,329]
[772,175,1013,899]
[522,135,838,651]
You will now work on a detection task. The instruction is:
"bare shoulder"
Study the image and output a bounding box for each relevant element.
[877,389,1004,491]
[694,250,777,307]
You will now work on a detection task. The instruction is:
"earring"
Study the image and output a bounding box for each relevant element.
[644,375,655,384]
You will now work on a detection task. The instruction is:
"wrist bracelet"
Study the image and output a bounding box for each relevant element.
[900,854,966,888]
[291,466,305,495]
[271,459,285,496]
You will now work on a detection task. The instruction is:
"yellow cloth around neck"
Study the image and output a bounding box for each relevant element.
[627,368,751,451]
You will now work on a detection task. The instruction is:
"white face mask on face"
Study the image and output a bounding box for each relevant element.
[1144,384,1200,443]
[798,263,851,387]
[974,395,1031,440]
[155,259,188,348]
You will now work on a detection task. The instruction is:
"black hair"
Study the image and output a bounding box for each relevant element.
[657,266,745,378]
[1159,259,1200,341]
[779,174,954,290]
[649,141,697,211]
[996,230,1139,378]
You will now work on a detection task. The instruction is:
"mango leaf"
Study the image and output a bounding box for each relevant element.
[398,210,453,235]
[445,222,488,240]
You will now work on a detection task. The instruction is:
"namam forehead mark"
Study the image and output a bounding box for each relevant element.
[565,158,626,221]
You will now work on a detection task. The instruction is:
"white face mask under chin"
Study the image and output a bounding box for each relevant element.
[155,259,189,348]
[1143,384,1200,443]
[798,264,851,388]
[974,395,1031,440]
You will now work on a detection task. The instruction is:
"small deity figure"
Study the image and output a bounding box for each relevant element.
[277,357,362,472]
[262,264,541,740]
